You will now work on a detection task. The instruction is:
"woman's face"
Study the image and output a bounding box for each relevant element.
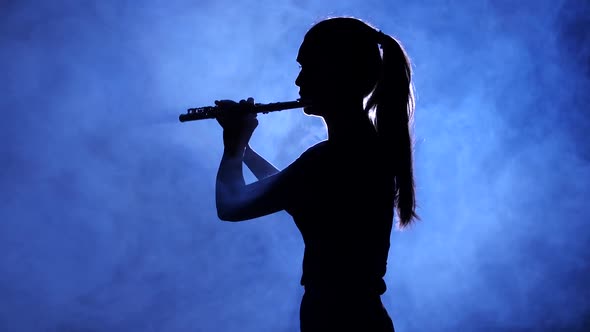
[295,34,377,117]
[296,41,355,117]
[295,40,337,116]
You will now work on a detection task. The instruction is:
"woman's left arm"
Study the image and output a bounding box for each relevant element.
[244,144,279,180]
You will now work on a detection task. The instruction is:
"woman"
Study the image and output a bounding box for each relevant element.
[214,16,419,332]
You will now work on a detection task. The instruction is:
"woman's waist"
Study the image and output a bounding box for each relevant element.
[301,274,387,296]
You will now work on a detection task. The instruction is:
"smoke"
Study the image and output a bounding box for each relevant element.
[0,0,588,331]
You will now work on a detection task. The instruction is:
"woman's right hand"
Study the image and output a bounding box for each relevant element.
[215,97,259,156]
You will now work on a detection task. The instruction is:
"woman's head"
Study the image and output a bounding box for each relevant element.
[296,17,382,114]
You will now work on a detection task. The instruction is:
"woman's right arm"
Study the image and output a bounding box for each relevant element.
[244,144,279,180]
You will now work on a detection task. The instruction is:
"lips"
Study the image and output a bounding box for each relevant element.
[298,92,311,102]
[298,98,313,108]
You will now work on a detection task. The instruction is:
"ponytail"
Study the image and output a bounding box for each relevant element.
[365,31,419,229]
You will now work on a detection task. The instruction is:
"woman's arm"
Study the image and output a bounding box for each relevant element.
[216,146,248,221]
[243,144,279,180]
[214,99,286,222]
[216,144,310,222]
[216,146,285,222]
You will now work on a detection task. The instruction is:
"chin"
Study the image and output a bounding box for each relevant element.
[303,105,322,117]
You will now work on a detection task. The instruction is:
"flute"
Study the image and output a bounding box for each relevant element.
[179,99,310,122]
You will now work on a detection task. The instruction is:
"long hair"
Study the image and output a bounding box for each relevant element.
[306,17,419,228]
[364,29,419,229]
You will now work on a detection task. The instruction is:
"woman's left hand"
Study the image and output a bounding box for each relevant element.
[215,97,258,156]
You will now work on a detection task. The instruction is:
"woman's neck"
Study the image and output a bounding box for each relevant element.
[322,100,375,143]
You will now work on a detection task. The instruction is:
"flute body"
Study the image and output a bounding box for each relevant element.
[179,100,309,122]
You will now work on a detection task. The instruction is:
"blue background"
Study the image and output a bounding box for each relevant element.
[1,0,589,331]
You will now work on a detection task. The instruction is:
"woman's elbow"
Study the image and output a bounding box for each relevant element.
[216,197,236,221]
[216,207,232,221]
[216,206,243,222]
[217,212,239,222]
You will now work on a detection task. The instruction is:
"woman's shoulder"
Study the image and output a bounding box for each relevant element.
[299,140,329,158]
[286,140,330,172]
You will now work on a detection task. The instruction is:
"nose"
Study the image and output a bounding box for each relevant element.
[295,69,303,88]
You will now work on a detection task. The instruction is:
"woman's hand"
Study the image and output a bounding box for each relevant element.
[215,97,258,156]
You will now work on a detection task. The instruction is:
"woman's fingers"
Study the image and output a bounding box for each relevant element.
[215,99,238,108]
[215,97,258,130]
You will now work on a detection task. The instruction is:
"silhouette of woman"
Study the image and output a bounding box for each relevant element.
[214,16,419,332]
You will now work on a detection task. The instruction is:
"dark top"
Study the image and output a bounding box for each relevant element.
[281,135,395,295]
